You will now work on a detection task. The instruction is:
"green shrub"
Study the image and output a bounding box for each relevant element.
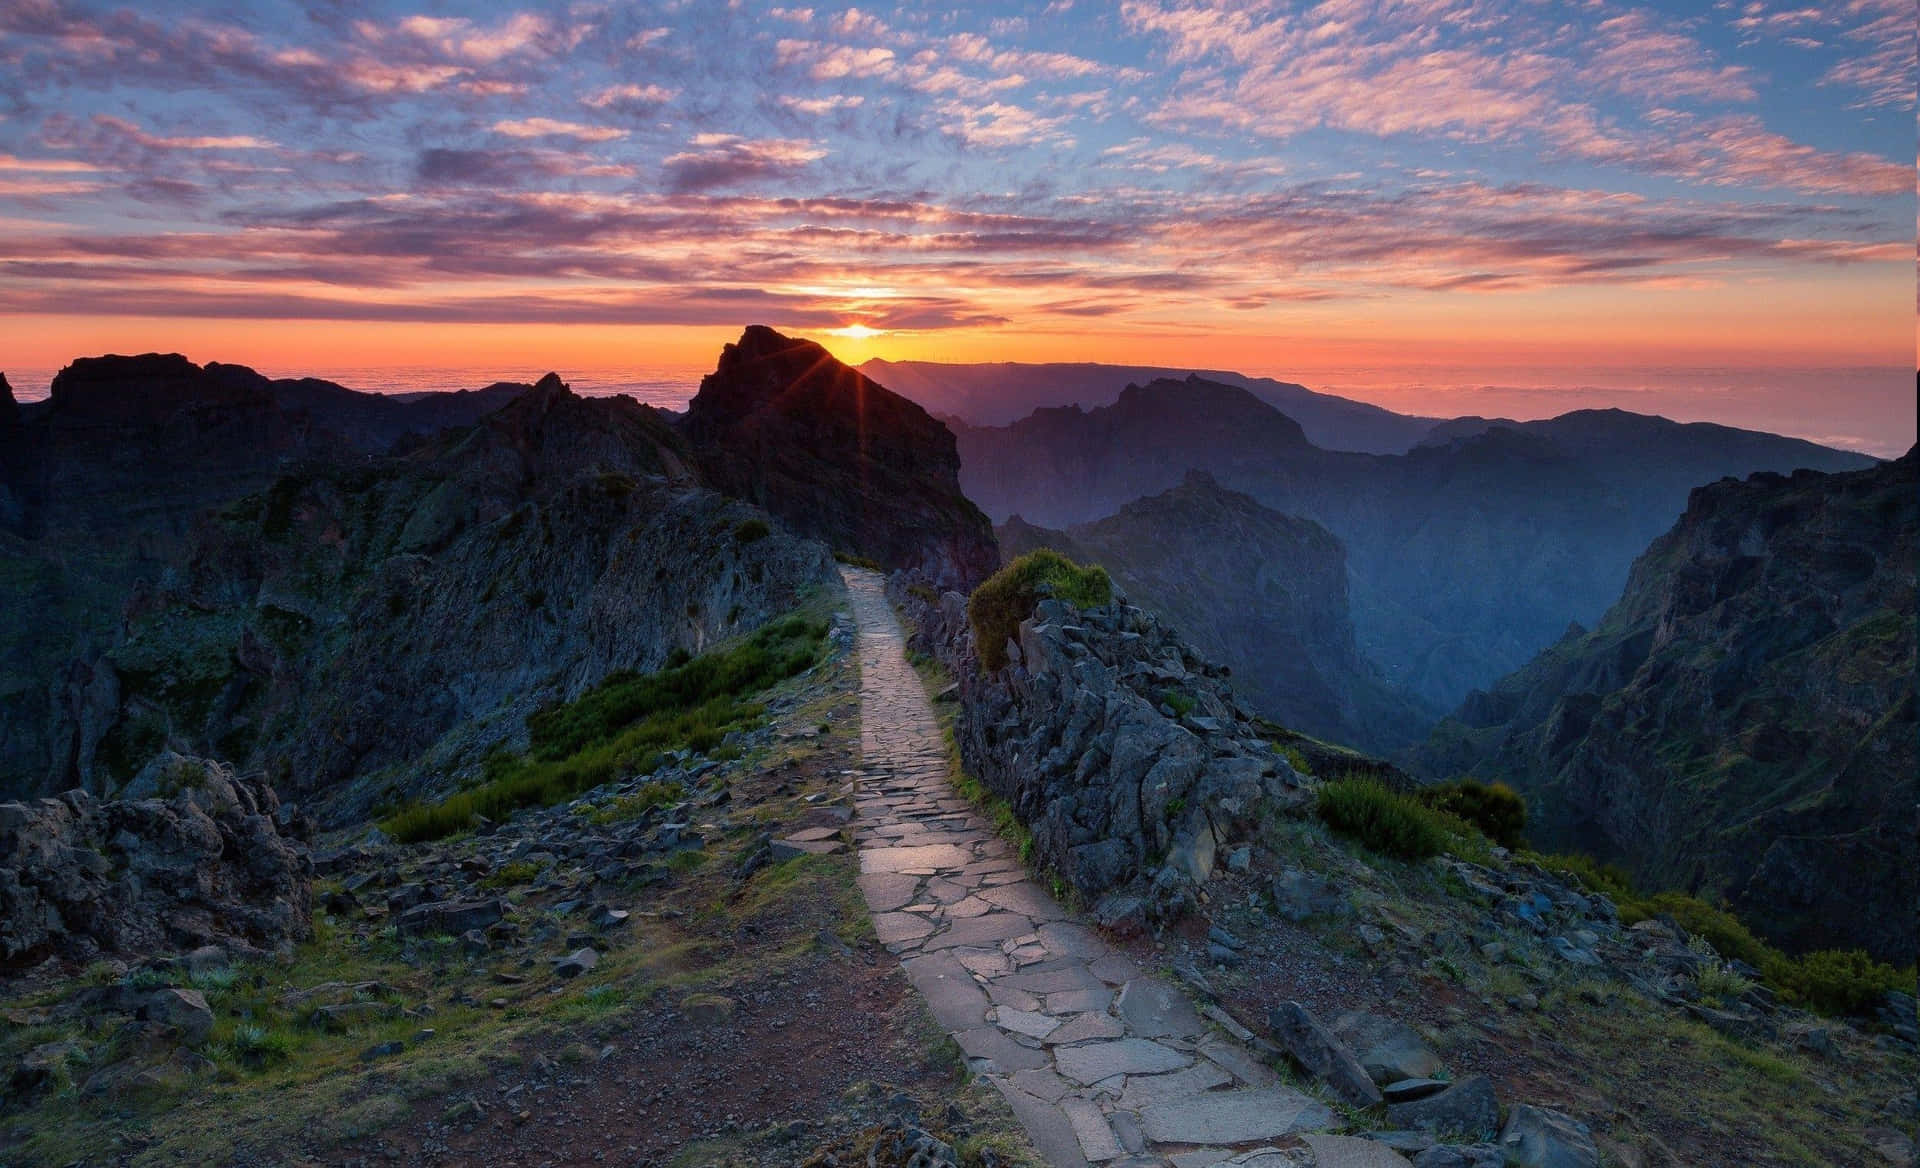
[733,518,771,544]
[1763,948,1912,1017]
[1316,777,1449,861]
[969,550,1112,671]
[1161,690,1196,718]
[1418,779,1527,848]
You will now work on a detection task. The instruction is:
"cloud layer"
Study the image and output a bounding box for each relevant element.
[0,0,1908,347]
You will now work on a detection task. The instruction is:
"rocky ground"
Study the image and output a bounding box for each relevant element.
[1123,805,1918,1166]
[0,590,1039,1167]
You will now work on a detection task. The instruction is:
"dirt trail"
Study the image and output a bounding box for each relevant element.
[842,567,1340,1168]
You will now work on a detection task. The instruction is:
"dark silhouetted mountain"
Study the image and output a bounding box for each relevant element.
[0,354,814,801]
[998,472,1438,754]
[1417,451,1916,964]
[862,357,1439,452]
[683,326,998,589]
[954,378,1877,710]
[37,373,830,816]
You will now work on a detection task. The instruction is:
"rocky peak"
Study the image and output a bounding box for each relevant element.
[680,325,998,589]
[49,353,266,425]
[0,372,16,426]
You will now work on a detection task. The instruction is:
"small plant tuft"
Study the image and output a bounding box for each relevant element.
[733,518,771,544]
[968,550,1112,671]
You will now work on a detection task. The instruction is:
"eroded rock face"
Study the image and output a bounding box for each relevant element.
[1420,448,1918,964]
[0,752,313,966]
[682,326,998,591]
[893,579,1303,914]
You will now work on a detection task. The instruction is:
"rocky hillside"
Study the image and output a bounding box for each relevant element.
[1418,450,1917,964]
[953,379,1876,710]
[0,357,543,797]
[682,326,998,590]
[997,472,1435,754]
[43,375,834,818]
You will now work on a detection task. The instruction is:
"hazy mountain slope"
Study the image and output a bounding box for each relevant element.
[954,378,1877,709]
[997,472,1438,753]
[861,358,1440,452]
[684,327,998,590]
[1418,451,1917,964]
[48,375,834,817]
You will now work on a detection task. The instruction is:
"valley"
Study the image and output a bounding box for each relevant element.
[0,333,1911,1168]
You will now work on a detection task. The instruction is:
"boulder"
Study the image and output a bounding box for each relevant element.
[1269,1001,1383,1108]
[1330,1011,1446,1085]
[1386,1075,1499,1138]
[0,756,311,965]
[141,988,215,1045]
[397,897,506,937]
[1498,1104,1600,1168]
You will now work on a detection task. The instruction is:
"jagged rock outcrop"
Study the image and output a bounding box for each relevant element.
[682,326,998,590]
[955,382,1875,710]
[1418,450,1917,963]
[998,471,1436,753]
[62,374,835,819]
[893,579,1303,916]
[0,355,537,797]
[0,751,312,967]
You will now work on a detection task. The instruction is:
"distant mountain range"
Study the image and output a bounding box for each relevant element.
[999,472,1438,754]
[860,358,1441,454]
[952,376,1877,711]
[1417,450,1916,964]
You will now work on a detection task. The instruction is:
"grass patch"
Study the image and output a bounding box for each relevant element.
[968,550,1112,671]
[733,518,771,544]
[582,780,685,826]
[1417,779,1527,849]
[1160,690,1196,718]
[1534,852,1916,1018]
[382,615,826,842]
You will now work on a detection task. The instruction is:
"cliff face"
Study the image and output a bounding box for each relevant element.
[955,382,1876,712]
[1418,450,1917,964]
[997,472,1435,753]
[53,375,834,820]
[682,326,998,590]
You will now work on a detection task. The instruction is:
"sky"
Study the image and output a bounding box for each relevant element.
[0,0,1914,452]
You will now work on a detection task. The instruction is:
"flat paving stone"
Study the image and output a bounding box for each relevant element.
[979,882,1071,920]
[1116,1061,1236,1110]
[857,873,920,912]
[1009,1066,1074,1103]
[1302,1134,1416,1167]
[923,911,1036,950]
[1044,1012,1127,1045]
[1061,1095,1124,1162]
[900,951,989,1031]
[1056,1039,1193,1085]
[996,1007,1062,1040]
[860,843,977,873]
[955,1026,1053,1072]
[1116,979,1208,1039]
[1139,1087,1336,1145]
[872,912,935,945]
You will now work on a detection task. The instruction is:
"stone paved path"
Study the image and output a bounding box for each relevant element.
[841,568,1338,1168]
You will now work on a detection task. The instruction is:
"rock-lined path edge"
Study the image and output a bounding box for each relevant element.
[842,568,1339,1168]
